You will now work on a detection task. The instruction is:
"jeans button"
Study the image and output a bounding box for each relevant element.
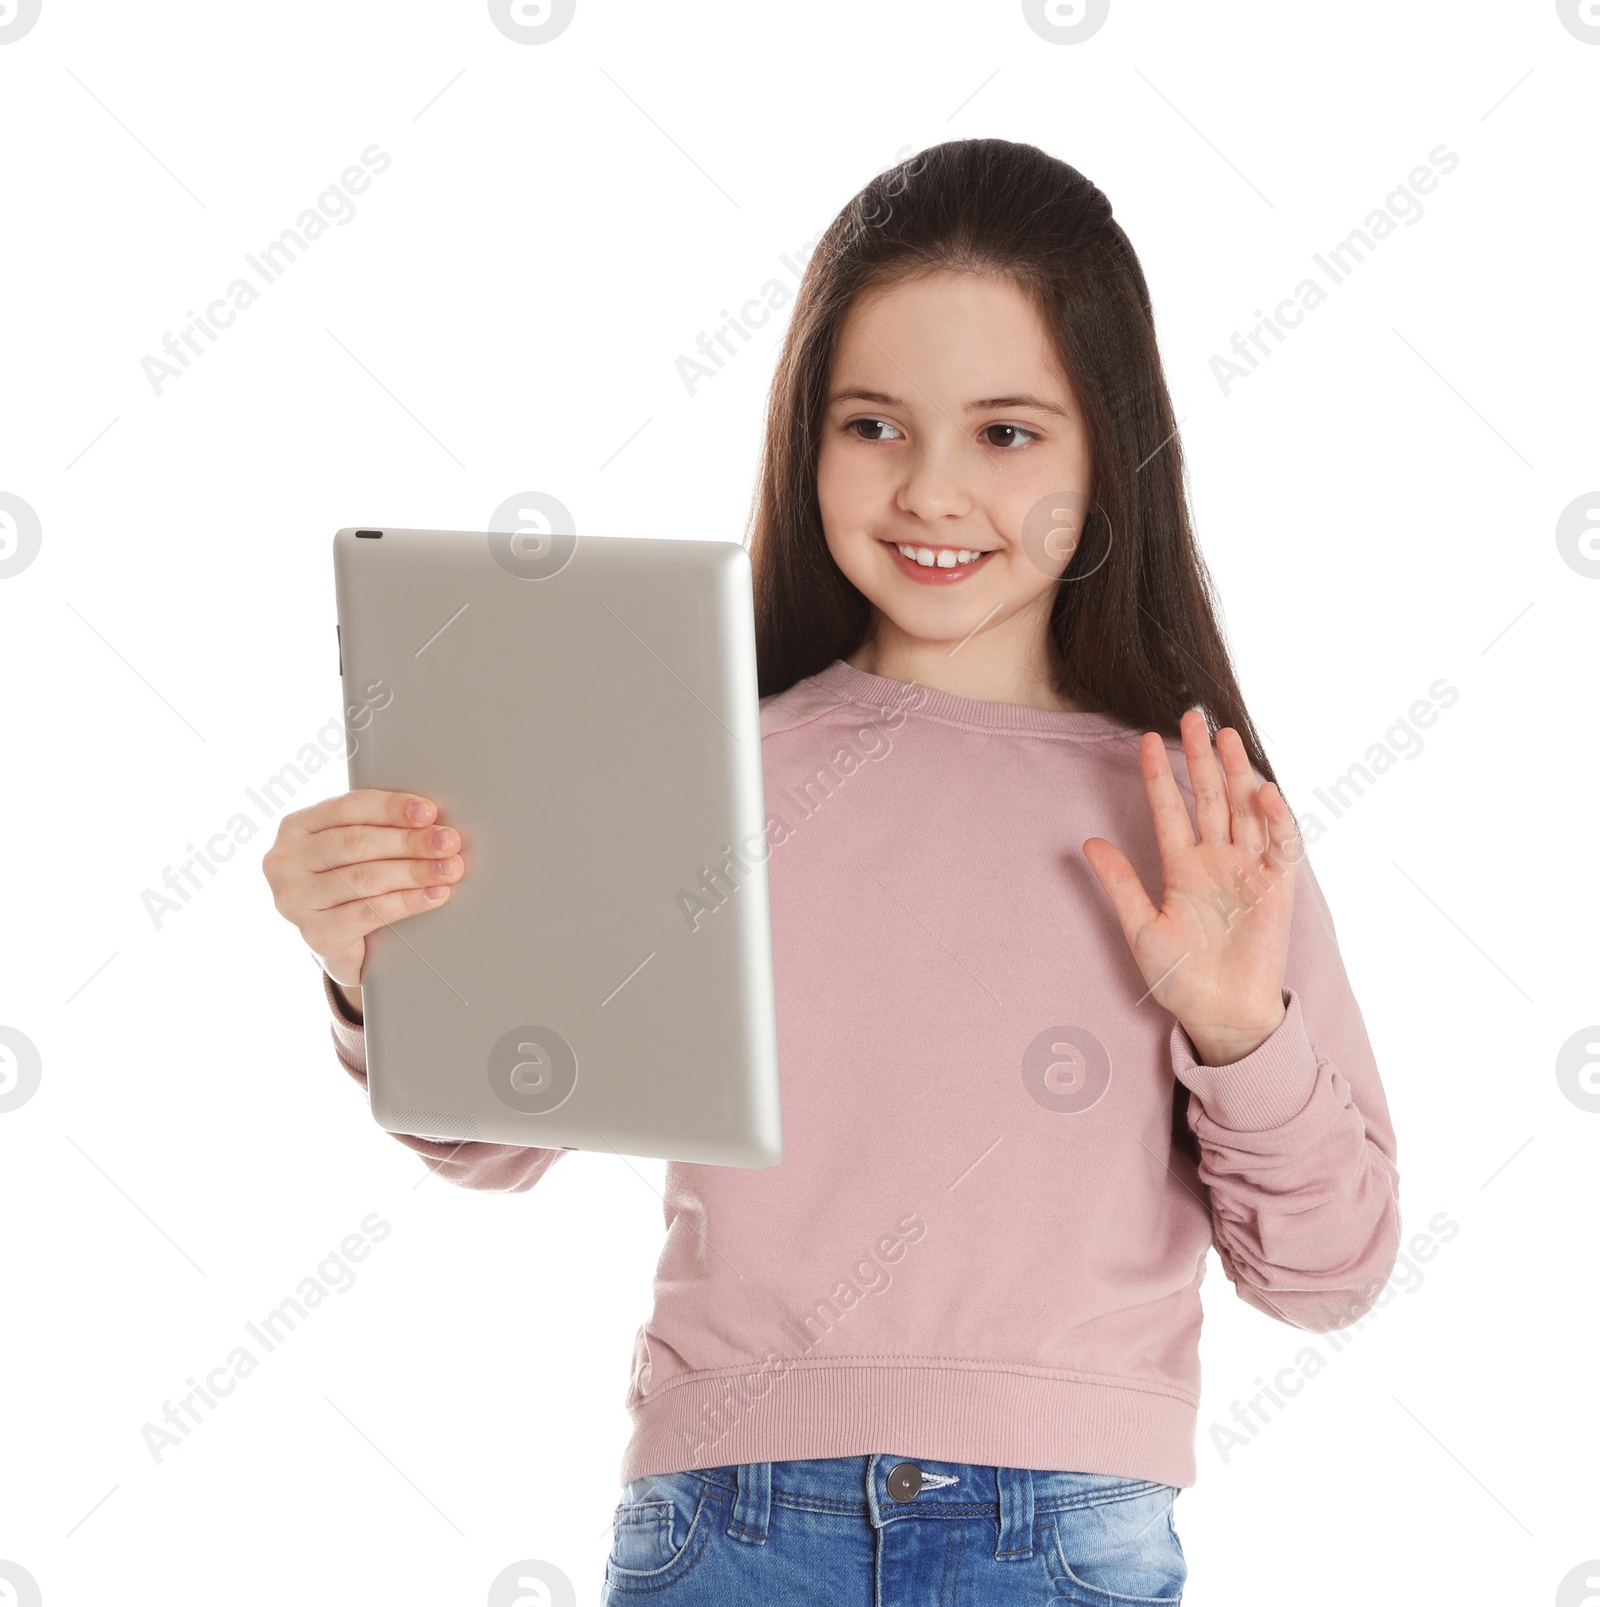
[887,1461,923,1502]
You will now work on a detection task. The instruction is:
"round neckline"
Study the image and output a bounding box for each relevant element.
[809,658,1138,739]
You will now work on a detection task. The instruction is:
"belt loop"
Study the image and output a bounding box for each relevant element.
[995,1465,1034,1560]
[728,1461,772,1544]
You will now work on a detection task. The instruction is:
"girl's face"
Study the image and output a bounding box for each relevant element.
[817,269,1093,671]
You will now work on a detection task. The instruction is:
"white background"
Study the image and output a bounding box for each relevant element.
[2,2,1596,1603]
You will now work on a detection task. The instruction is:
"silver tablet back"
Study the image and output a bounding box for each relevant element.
[332,526,781,1168]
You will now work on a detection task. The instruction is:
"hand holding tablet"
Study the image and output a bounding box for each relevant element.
[264,785,464,1014]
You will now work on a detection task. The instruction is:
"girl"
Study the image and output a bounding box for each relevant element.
[264,139,1401,1603]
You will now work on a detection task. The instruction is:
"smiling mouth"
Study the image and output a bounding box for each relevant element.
[884,540,997,571]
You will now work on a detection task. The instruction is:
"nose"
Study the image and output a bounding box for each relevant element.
[895,433,978,523]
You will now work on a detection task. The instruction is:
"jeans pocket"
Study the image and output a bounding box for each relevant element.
[609,1490,674,1572]
[605,1472,716,1592]
[1043,1481,1187,1606]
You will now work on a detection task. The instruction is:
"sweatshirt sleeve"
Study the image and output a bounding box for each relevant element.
[1167,850,1401,1333]
[319,965,569,1194]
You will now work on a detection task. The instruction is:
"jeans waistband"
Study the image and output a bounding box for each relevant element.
[666,1454,1173,1555]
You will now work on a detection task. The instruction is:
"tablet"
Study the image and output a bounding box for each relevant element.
[331,526,781,1168]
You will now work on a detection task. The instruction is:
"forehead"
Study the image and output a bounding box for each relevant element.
[829,270,1069,401]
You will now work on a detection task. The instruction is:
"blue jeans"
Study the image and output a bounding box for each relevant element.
[602,1453,1187,1604]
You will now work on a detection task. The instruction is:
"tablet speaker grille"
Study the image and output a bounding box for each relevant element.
[392,1109,481,1141]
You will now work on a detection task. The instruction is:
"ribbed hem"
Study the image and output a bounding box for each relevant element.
[619,1361,1198,1489]
[809,658,1138,740]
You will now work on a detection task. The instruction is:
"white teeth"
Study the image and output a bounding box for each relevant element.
[895,543,989,568]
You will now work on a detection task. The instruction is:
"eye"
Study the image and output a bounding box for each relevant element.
[846,417,904,442]
[981,423,1039,450]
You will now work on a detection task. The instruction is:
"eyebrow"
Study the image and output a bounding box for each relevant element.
[826,387,1072,418]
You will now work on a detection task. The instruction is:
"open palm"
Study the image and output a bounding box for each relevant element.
[1082,710,1298,1066]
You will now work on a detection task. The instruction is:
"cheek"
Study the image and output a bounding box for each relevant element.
[1003,481,1091,585]
[818,440,865,509]
[1000,553,1067,615]
[817,443,881,552]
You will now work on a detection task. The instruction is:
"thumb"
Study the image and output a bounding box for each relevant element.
[1081,837,1160,947]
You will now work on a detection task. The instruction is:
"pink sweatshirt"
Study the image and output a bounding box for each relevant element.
[319,657,1401,1488]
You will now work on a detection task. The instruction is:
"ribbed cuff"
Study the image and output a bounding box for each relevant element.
[320,964,363,1028]
[1168,987,1322,1131]
[317,961,369,1084]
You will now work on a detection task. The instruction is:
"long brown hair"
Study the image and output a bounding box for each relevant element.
[746,137,1282,793]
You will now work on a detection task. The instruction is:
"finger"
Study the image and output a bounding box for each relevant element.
[1138,731,1197,860]
[280,788,439,839]
[1215,728,1266,856]
[306,819,461,874]
[301,852,464,915]
[300,883,453,957]
[1260,782,1302,885]
[1082,836,1161,947]
[1181,709,1231,844]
